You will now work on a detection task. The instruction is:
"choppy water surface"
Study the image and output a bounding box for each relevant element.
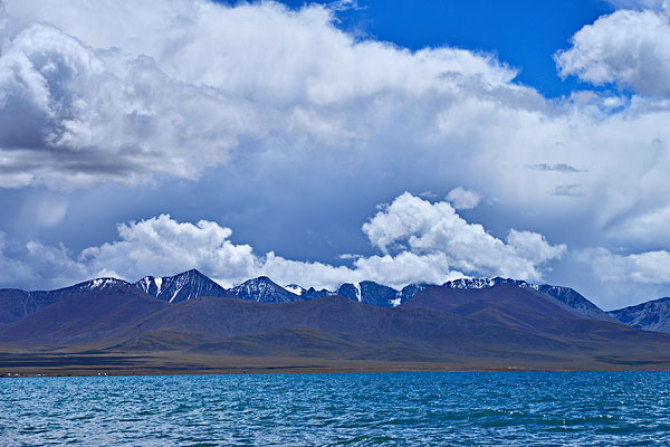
[1,371,669,446]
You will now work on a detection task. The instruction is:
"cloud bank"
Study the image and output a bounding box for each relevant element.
[0,193,566,290]
[0,0,668,245]
[582,247,670,284]
[0,0,516,188]
[0,1,670,306]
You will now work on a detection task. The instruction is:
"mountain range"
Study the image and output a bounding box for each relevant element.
[0,269,657,328]
[1,269,670,375]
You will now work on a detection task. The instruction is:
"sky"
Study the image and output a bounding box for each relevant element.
[1,0,670,310]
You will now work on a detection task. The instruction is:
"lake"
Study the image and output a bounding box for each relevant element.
[1,371,669,446]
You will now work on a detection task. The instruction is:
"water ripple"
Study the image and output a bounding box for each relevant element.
[1,371,670,446]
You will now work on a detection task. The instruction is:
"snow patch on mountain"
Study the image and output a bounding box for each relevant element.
[230,276,301,303]
[442,277,614,321]
[134,269,228,303]
[86,278,129,290]
[284,285,304,296]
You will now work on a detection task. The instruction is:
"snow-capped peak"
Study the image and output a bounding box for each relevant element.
[284,284,304,296]
[133,269,227,303]
[229,276,300,303]
[443,277,525,290]
[442,277,612,321]
[86,277,128,290]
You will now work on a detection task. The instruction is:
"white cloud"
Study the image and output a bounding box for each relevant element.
[555,7,670,97]
[79,215,260,284]
[446,187,481,210]
[0,0,669,301]
[0,193,566,290]
[0,0,517,188]
[361,193,565,282]
[351,252,464,288]
[582,247,670,284]
[0,15,250,188]
[606,205,670,245]
[0,0,668,252]
[0,232,88,289]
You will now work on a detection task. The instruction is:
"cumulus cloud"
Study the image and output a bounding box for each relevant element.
[0,15,250,188]
[362,193,566,282]
[555,7,670,97]
[0,0,518,188]
[0,193,566,290]
[446,187,481,210]
[1,0,670,304]
[79,215,260,282]
[0,0,669,251]
[582,247,670,284]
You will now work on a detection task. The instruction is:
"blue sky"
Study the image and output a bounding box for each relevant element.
[1,0,670,309]
[275,0,615,97]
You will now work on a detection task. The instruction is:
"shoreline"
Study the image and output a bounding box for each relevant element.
[3,355,670,378]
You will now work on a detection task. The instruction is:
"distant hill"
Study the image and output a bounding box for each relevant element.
[0,277,132,325]
[2,279,670,374]
[402,284,627,339]
[0,286,167,345]
[609,298,670,333]
[442,277,614,322]
[1,269,667,342]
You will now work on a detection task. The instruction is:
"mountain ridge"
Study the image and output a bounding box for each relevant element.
[1,269,669,333]
[609,297,670,333]
[3,285,670,375]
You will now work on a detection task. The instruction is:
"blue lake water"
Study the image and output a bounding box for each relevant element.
[1,371,669,446]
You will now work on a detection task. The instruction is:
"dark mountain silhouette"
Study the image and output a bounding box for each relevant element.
[442,277,614,321]
[3,269,670,375]
[0,271,618,330]
[0,285,167,345]
[609,298,670,333]
[108,295,575,360]
[2,280,670,374]
[399,284,430,302]
[0,277,131,326]
[401,284,635,339]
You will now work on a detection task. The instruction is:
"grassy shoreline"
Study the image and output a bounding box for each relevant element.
[3,350,670,378]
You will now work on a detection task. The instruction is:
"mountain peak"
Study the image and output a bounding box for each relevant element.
[83,277,131,290]
[442,277,613,321]
[229,276,301,303]
[134,269,227,303]
[443,277,522,290]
